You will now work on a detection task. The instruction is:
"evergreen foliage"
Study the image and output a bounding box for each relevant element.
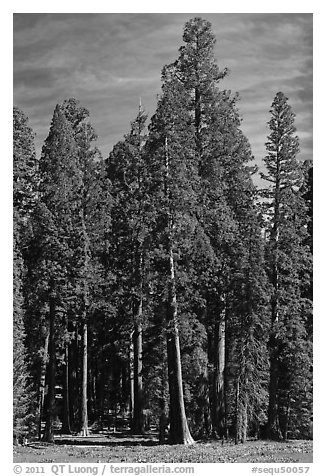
[261,92,312,440]
[13,217,35,443]
[13,108,38,443]
[13,19,312,446]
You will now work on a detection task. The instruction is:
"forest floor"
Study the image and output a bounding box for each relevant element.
[13,431,313,463]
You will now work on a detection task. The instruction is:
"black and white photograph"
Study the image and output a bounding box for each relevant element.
[12,8,313,467]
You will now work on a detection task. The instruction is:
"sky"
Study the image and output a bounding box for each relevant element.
[13,12,313,179]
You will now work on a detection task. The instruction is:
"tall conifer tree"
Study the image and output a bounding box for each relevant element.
[106,105,148,434]
[145,67,199,444]
[13,107,38,442]
[60,98,105,436]
[261,92,312,439]
[37,105,79,442]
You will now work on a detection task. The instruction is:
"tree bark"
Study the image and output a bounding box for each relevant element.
[235,377,240,445]
[211,300,226,438]
[129,335,134,428]
[235,372,249,444]
[132,320,144,433]
[164,137,194,445]
[61,342,71,434]
[266,344,281,439]
[80,319,89,436]
[68,328,79,431]
[282,393,291,441]
[38,331,49,440]
[132,252,144,434]
[166,244,194,445]
[43,295,56,443]
[79,211,90,436]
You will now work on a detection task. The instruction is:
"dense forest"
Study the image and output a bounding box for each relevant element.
[13,17,312,446]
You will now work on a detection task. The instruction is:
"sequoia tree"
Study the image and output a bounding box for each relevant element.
[37,104,79,442]
[261,92,312,439]
[13,107,39,442]
[170,17,261,439]
[145,66,198,444]
[106,105,148,434]
[60,98,105,436]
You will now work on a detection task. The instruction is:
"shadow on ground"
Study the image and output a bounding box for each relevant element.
[50,430,159,448]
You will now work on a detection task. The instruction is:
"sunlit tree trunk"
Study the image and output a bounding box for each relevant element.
[165,138,194,445]
[166,243,194,445]
[79,216,90,436]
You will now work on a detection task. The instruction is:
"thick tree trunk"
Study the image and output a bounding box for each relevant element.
[281,393,291,441]
[164,137,194,445]
[266,345,281,439]
[211,302,226,438]
[43,296,56,443]
[166,245,194,445]
[38,331,49,440]
[61,342,71,434]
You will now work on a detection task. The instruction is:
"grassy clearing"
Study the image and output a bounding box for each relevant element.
[13,432,313,463]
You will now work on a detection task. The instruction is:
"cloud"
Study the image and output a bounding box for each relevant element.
[13,13,312,167]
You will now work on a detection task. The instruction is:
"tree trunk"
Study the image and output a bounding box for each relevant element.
[266,343,281,439]
[98,360,106,427]
[132,252,144,434]
[235,374,248,444]
[166,244,194,445]
[80,319,89,436]
[164,137,194,445]
[241,373,249,444]
[61,342,71,434]
[68,329,79,431]
[129,335,134,428]
[38,331,49,440]
[132,320,144,433]
[282,393,291,441]
[43,295,56,443]
[159,344,169,444]
[235,377,240,445]
[159,396,169,444]
[266,163,281,439]
[211,303,226,438]
[79,212,90,436]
